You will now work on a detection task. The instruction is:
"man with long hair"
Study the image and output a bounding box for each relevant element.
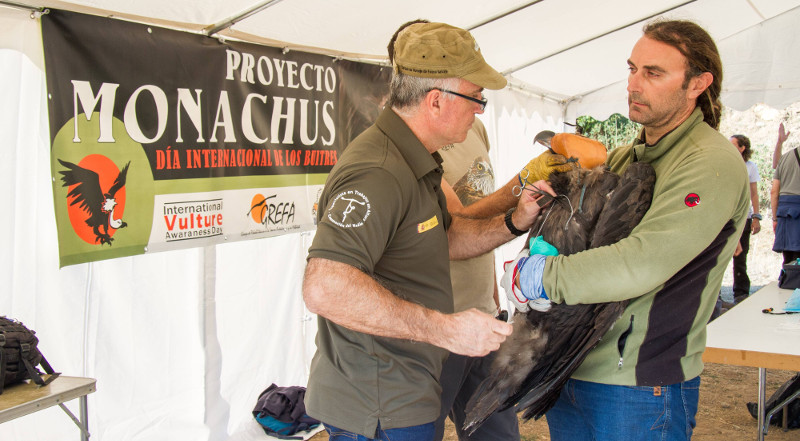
[505,19,750,440]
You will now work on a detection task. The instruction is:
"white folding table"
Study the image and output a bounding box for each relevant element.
[703,282,800,440]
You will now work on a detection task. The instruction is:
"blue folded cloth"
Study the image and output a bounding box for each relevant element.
[786,288,800,312]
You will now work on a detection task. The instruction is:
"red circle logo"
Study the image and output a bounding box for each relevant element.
[685,193,700,207]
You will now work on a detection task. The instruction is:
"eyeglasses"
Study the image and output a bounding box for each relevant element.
[428,88,488,111]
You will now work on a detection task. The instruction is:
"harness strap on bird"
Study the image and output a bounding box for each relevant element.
[578,183,588,214]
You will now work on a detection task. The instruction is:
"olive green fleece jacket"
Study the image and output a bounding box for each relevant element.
[543,108,750,386]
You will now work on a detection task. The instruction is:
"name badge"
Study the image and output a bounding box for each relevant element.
[417,215,439,233]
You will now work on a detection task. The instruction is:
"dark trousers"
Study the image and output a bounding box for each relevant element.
[732,218,752,302]
[434,352,520,441]
[783,250,800,265]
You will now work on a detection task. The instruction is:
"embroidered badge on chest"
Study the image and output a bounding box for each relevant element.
[327,190,371,228]
[684,193,700,207]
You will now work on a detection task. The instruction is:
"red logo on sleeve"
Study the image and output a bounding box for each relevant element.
[685,193,700,207]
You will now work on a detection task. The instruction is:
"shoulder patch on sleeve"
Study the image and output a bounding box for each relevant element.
[327,190,371,228]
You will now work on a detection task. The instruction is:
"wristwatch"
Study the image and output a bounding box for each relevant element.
[504,208,527,237]
[752,213,762,220]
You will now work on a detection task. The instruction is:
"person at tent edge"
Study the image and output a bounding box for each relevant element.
[300,21,566,441]
[503,19,751,441]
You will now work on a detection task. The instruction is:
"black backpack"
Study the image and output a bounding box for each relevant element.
[747,372,800,429]
[0,316,59,394]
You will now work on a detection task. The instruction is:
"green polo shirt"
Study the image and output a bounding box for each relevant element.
[305,108,453,437]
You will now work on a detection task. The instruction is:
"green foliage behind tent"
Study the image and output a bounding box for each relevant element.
[576,113,640,150]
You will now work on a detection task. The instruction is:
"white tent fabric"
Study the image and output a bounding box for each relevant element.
[25,0,800,113]
[1,1,799,440]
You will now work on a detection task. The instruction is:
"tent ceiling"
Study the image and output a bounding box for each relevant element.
[9,0,800,108]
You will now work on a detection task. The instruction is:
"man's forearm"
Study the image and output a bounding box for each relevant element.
[750,182,760,214]
[773,123,790,169]
[771,179,780,224]
[302,257,513,356]
[773,142,783,169]
[447,213,518,260]
[449,180,551,259]
[303,258,442,341]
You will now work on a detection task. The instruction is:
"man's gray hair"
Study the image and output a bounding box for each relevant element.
[388,74,461,115]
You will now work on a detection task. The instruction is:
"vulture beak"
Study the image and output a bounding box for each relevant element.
[533,130,556,153]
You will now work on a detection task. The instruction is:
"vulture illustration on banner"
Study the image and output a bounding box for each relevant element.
[58,159,130,245]
[463,160,656,433]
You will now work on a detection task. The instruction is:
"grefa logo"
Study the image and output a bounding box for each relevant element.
[248,193,296,226]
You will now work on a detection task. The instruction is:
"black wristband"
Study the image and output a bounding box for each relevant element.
[752,213,762,220]
[504,208,527,237]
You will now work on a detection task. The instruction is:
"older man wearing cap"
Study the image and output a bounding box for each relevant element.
[302,22,552,441]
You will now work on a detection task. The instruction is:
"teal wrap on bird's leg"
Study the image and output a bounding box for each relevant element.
[529,235,559,256]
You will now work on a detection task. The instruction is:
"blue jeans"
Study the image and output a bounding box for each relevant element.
[324,422,434,441]
[546,377,700,441]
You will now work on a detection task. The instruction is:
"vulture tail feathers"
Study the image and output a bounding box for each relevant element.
[463,317,549,433]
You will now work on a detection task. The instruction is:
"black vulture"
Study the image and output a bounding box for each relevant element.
[463,161,656,433]
[58,159,130,245]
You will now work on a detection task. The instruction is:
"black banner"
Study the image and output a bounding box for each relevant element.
[42,9,390,266]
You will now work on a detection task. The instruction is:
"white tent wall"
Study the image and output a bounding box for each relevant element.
[3,1,800,440]
[0,9,320,440]
[0,7,563,441]
[567,5,800,121]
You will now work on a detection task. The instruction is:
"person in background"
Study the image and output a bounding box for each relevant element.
[433,118,522,441]
[728,134,761,305]
[302,22,557,441]
[771,124,800,265]
[504,19,749,440]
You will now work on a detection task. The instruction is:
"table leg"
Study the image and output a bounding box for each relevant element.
[80,395,89,441]
[57,399,90,440]
[758,367,766,441]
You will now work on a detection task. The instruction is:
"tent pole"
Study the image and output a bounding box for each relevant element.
[201,245,228,440]
[203,0,287,37]
[466,0,545,31]
[0,0,48,15]
[505,79,566,105]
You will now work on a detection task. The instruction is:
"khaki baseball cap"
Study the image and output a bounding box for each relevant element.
[392,22,507,90]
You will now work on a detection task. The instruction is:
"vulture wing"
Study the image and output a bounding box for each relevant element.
[58,159,104,228]
[464,162,656,433]
[106,162,130,197]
